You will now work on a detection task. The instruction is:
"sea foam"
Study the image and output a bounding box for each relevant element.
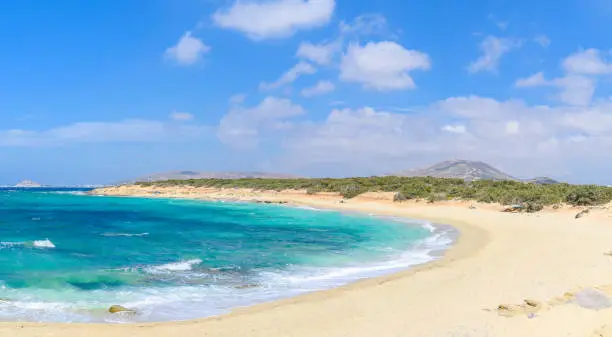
[148,259,203,272]
[33,239,56,248]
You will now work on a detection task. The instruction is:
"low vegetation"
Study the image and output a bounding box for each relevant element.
[136,176,612,209]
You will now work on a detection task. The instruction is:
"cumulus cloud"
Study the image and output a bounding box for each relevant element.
[260,62,317,90]
[301,80,335,97]
[0,119,209,147]
[515,49,612,106]
[562,49,612,75]
[468,36,521,74]
[212,0,335,40]
[164,31,211,65]
[217,96,305,148]
[204,90,612,180]
[340,41,431,91]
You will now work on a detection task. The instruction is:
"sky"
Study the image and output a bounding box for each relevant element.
[1,0,612,185]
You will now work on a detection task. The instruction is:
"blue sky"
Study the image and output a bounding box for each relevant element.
[1,0,612,185]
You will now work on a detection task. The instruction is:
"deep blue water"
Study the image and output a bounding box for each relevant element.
[0,188,454,322]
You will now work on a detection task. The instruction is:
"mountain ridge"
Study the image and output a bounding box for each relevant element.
[392,160,559,184]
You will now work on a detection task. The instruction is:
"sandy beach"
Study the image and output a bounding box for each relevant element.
[3,185,612,336]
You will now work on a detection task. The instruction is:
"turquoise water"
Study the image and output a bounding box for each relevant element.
[0,188,455,322]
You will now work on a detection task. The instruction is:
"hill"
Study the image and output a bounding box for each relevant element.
[394,160,516,181]
[121,171,302,184]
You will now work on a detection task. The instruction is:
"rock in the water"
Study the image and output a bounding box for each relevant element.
[109,305,136,314]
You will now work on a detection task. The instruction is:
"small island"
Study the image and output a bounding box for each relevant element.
[14,180,42,188]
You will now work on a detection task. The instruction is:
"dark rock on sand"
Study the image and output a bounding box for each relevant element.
[575,209,590,219]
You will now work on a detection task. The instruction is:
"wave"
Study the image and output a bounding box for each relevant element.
[0,241,24,248]
[146,259,203,272]
[1,239,56,249]
[33,239,56,248]
[101,232,149,237]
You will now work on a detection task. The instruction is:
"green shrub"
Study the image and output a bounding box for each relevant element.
[339,184,361,199]
[133,176,612,212]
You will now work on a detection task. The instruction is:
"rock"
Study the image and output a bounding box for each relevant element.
[524,299,541,308]
[573,288,612,310]
[576,209,590,219]
[469,205,477,209]
[109,305,136,314]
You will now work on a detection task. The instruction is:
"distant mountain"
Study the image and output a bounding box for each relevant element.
[394,160,516,181]
[14,180,43,187]
[392,160,560,184]
[121,171,302,184]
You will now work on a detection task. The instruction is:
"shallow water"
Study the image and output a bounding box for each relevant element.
[0,188,455,322]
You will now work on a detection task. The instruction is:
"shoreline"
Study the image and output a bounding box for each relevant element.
[4,186,612,336]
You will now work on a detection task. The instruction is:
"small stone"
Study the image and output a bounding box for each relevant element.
[109,305,136,314]
[575,209,590,219]
[524,299,540,308]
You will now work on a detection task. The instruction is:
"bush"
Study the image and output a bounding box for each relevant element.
[566,187,602,206]
[524,201,544,213]
[339,184,361,199]
[134,176,612,212]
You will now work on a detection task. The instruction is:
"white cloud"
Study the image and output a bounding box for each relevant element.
[260,62,317,90]
[441,124,467,134]
[533,34,551,48]
[515,49,609,106]
[301,80,335,97]
[169,112,194,121]
[340,41,431,91]
[164,31,211,65]
[515,72,549,87]
[296,41,339,65]
[0,119,209,147]
[468,36,520,74]
[217,96,305,148]
[562,49,612,75]
[271,96,612,178]
[212,0,335,40]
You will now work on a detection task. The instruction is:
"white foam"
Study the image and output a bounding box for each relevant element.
[33,239,55,248]
[101,233,149,237]
[0,241,24,248]
[148,259,202,272]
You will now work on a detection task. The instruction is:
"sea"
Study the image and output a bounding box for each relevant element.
[0,187,456,323]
